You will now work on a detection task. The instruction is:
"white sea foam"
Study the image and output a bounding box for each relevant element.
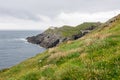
[0,38,27,42]
[14,38,27,42]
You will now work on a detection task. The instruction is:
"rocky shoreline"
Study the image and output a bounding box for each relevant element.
[27,22,101,48]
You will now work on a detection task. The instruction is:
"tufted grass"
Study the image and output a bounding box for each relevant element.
[0,16,120,80]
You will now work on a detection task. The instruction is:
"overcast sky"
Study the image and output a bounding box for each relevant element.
[0,0,120,30]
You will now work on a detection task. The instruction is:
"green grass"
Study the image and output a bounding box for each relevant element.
[0,16,120,80]
[45,22,101,37]
[19,72,39,80]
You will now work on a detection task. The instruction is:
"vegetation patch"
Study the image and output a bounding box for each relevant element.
[0,15,120,80]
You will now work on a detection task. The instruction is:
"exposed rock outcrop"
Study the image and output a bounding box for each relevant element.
[27,22,101,48]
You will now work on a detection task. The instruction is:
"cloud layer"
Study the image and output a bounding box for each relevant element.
[0,10,120,30]
[0,0,120,30]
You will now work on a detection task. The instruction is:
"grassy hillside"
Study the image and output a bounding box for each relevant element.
[0,15,120,80]
[45,22,101,37]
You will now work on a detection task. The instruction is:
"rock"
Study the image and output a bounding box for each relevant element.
[27,22,101,48]
[99,14,120,28]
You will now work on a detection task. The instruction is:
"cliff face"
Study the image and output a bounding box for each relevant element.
[27,22,101,48]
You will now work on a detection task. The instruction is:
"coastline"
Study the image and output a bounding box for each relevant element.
[0,31,46,70]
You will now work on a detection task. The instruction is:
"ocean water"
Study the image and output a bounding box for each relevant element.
[0,31,45,70]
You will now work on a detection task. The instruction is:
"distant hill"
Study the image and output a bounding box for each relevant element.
[27,22,101,48]
[0,14,120,80]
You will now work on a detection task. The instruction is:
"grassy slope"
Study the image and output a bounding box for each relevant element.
[0,18,120,80]
[45,22,100,37]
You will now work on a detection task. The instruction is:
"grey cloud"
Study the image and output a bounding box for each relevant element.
[0,7,40,21]
[0,0,120,20]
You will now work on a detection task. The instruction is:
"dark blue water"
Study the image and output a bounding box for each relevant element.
[0,31,45,69]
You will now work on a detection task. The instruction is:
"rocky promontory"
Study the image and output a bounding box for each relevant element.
[27,22,101,48]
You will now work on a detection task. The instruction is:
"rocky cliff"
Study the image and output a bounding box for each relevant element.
[27,22,101,48]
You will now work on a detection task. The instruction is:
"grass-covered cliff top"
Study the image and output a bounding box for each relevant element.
[45,22,101,37]
[0,14,120,80]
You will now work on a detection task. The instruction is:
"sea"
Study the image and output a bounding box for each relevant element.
[0,30,46,70]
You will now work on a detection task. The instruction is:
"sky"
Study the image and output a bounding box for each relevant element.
[0,0,120,30]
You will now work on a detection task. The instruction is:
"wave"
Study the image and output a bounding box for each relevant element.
[13,38,27,41]
[0,38,27,42]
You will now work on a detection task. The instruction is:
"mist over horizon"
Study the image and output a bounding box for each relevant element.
[0,0,120,30]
